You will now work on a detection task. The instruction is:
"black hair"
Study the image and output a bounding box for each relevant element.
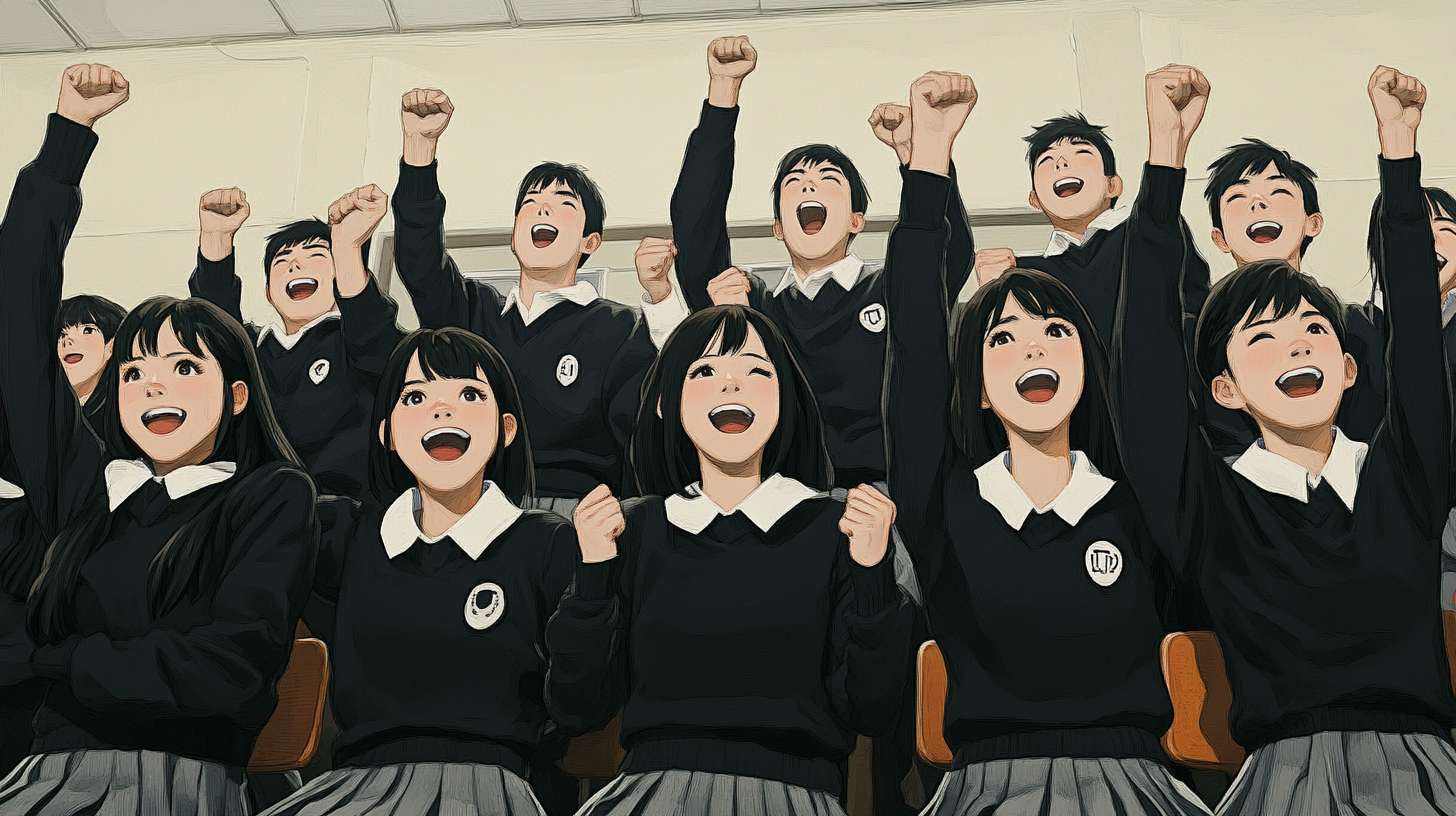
[952,270,1122,479]
[515,163,606,269]
[27,297,305,644]
[263,218,333,284]
[1205,139,1321,257]
[770,144,871,226]
[1023,113,1118,207]
[1194,259,1347,390]
[57,295,127,342]
[632,305,832,495]
[1364,186,1456,301]
[370,328,534,506]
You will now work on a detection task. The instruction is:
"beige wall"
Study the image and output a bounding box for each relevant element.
[0,0,1452,327]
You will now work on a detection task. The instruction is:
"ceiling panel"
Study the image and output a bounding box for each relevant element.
[272,0,394,34]
[762,0,939,8]
[508,0,635,23]
[639,0,759,15]
[389,0,511,30]
[0,0,77,53]
[47,0,288,46]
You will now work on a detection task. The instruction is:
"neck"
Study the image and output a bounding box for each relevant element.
[789,244,851,282]
[1046,205,1109,243]
[416,477,486,539]
[152,438,216,477]
[697,451,764,512]
[1003,420,1074,510]
[73,377,97,404]
[517,264,579,309]
[1255,418,1334,476]
[280,306,334,336]
[1235,250,1302,272]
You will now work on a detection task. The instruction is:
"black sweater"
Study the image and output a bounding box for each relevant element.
[189,254,403,499]
[669,102,976,489]
[545,493,913,794]
[884,168,1174,766]
[1112,154,1456,749]
[310,492,576,774]
[0,493,44,774]
[392,161,656,499]
[0,114,321,768]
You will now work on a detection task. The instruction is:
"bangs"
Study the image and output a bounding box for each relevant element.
[409,333,491,385]
[118,299,215,363]
[698,309,753,359]
[969,271,1076,341]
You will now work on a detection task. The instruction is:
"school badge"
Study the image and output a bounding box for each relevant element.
[309,358,330,385]
[464,582,505,631]
[859,303,886,333]
[557,354,579,386]
[1085,541,1122,587]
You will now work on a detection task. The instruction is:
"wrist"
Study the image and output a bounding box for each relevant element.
[706,76,742,109]
[199,230,235,263]
[908,143,953,176]
[56,109,95,129]
[1378,124,1417,160]
[642,279,673,305]
[403,134,439,167]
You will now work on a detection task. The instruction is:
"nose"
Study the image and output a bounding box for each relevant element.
[1289,341,1313,357]
[432,404,453,420]
[143,373,165,399]
[800,182,815,194]
[61,336,73,349]
[720,372,741,393]
[1024,341,1046,360]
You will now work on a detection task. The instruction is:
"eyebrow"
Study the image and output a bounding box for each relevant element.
[1241,309,1322,331]
[695,352,770,362]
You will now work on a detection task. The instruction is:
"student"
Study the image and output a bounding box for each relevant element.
[189,184,404,499]
[0,418,45,778]
[0,65,319,816]
[546,305,913,816]
[1114,66,1456,815]
[882,68,1210,816]
[391,88,664,520]
[56,294,126,419]
[260,326,573,816]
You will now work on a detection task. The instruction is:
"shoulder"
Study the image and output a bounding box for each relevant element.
[580,299,647,336]
[229,462,318,517]
[622,495,667,522]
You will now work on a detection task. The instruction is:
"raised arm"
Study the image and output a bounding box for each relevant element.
[328,184,406,377]
[190,187,250,328]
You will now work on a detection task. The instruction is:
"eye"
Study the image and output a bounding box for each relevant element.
[81,326,96,335]
[749,367,774,379]
[309,252,328,259]
[1248,332,1274,345]
[988,330,1013,348]
[400,390,425,407]
[1307,323,1328,335]
[175,359,202,376]
[1045,321,1075,339]
[1271,188,1294,198]
[461,386,486,402]
[561,200,577,209]
[122,366,141,383]
[1075,149,1094,156]
[1226,193,1246,204]
[688,363,715,379]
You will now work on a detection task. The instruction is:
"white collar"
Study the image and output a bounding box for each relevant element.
[974,451,1116,531]
[1042,207,1130,258]
[1231,427,1368,512]
[0,478,22,500]
[380,481,524,560]
[664,474,823,535]
[1443,289,1456,328]
[771,254,865,300]
[104,459,237,512]
[501,281,599,326]
[257,310,341,351]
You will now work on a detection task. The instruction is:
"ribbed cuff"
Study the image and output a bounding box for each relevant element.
[639,287,691,349]
[396,158,442,201]
[850,554,897,616]
[196,248,236,278]
[1137,162,1188,226]
[1379,154,1425,221]
[38,114,99,186]
[575,559,620,602]
[699,99,741,131]
[30,635,81,682]
[898,168,953,229]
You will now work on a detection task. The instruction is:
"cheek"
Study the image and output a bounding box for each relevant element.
[461,401,501,451]
[1236,344,1280,383]
[180,373,227,413]
[305,255,335,278]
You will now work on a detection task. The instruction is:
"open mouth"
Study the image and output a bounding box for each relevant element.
[141,407,187,435]
[63,353,83,365]
[1276,366,1324,399]
[422,427,472,462]
[1015,368,1060,403]
[285,278,319,301]
[1053,177,1084,198]
[796,201,827,236]
[1246,221,1283,245]
[708,403,755,434]
[531,224,558,249]
[1438,253,1448,271]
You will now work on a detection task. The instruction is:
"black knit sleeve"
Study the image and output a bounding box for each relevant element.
[187,250,251,336]
[392,159,504,332]
[827,535,914,737]
[337,275,407,379]
[670,101,741,313]
[944,161,976,303]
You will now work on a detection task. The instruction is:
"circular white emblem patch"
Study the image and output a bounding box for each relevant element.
[464,582,505,631]
[859,303,886,333]
[309,358,330,385]
[1085,541,1122,587]
[556,354,579,387]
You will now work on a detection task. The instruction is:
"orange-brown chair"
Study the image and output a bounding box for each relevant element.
[247,636,331,774]
[1159,631,1245,774]
[558,715,627,781]
[915,641,953,769]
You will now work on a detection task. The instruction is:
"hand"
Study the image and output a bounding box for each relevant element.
[707,267,752,306]
[635,238,677,305]
[839,486,897,567]
[908,71,977,175]
[328,184,389,249]
[706,36,757,108]
[402,88,454,165]
[1145,64,1210,168]
[199,187,250,237]
[574,485,624,564]
[974,248,1017,286]
[1368,66,1425,160]
[57,64,129,128]
[869,103,913,166]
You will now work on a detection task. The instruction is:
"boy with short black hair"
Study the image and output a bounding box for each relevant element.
[1204,138,1323,266]
[55,293,125,408]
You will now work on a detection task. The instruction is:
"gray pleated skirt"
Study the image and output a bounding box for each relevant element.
[257,762,544,816]
[1216,731,1456,816]
[0,749,247,816]
[923,756,1211,816]
[576,770,847,816]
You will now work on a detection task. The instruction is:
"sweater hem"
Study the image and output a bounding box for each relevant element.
[623,738,842,795]
[335,735,528,778]
[952,726,1167,768]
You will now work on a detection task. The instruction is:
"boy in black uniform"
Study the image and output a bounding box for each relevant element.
[188,187,402,499]
[56,294,126,411]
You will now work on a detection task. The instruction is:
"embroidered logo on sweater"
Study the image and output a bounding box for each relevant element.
[557,355,579,387]
[1085,541,1122,587]
[859,303,886,333]
[465,582,505,631]
[309,359,331,385]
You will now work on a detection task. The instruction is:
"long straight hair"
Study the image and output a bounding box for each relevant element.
[28,297,304,644]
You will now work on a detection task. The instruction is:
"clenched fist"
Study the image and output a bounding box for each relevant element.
[974,248,1018,287]
[328,184,389,249]
[707,267,752,307]
[908,71,977,175]
[1145,64,1210,168]
[402,88,454,166]
[635,237,677,305]
[839,485,897,567]
[1368,66,1425,160]
[199,188,250,237]
[574,485,625,564]
[57,64,129,128]
[707,36,757,108]
[869,103,913,166]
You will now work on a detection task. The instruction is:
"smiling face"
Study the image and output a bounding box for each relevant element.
[1029,138,1120,231]
[383,353,516,496]
[774,160,866,265]
[57,323,112,397]
[978,295,1086,437]
[266,238,338,327]
[510,180,601,276]
[117,319,246,469]
[1212,298,1356,432]
[1431,202,1456,299]
[1213,165,1323,266]
[678,324,782,473]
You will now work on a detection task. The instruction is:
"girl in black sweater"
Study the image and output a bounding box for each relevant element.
[546,305,913,816]
[0,417,46,778]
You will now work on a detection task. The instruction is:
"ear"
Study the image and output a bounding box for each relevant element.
[1211,228,1232,255]
[1210,372,1246,412]
[772,219,784,243]
[655,397,663,420]
[848,213,867,235]
[1028,190,1044,214]
[501,412,518,447]
[230,382,249,416]
[1107,174,1124,201]
[103,339,114,361]
[1305,212,1325,239]
[582,232,603,254]
[980,390,990,410]
[1341,352,1358,390]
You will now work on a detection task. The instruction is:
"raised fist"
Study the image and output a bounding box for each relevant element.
[1145,64,1210,167]
[869,103,913,166]
[707,36,757,82]
[635,237,677,304]
[401,88,455,141]
[574,485,625,564]
[1369,66,1425,131]
[909,71,977,139]
[707,267,752,307]
[199,188,250,237]
[974,248,1018,287]
[57,64,129,127]
[328,184,389,249]
[839,485,897,568]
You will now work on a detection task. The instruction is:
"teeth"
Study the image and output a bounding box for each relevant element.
[1016,368,1059,388]
[796,200,824,213]
[1053,178,1082,191]
[709,403,755,420]
[142,407,185,421]
[423,427,471,443]
[286,278,318,292]
[1277,366,1322,383]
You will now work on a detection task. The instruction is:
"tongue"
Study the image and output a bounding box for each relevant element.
[1279,374,1321,398]
[145,416,183,435]
[803,221,824,236]
[64,354,82,364]
[288,283,317,301]
[1022,388,1056,403]
[428,445,466,462]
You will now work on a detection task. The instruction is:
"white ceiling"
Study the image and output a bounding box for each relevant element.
[0,0,963,53]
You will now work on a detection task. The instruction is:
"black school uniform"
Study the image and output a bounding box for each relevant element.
[545,476,914,816]
[0,477,43,779]
[391,161,657,503]
[1113,154,1456,816]
[0,114,320,816]
[883,167,1207,816]
[189,254,402,499]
